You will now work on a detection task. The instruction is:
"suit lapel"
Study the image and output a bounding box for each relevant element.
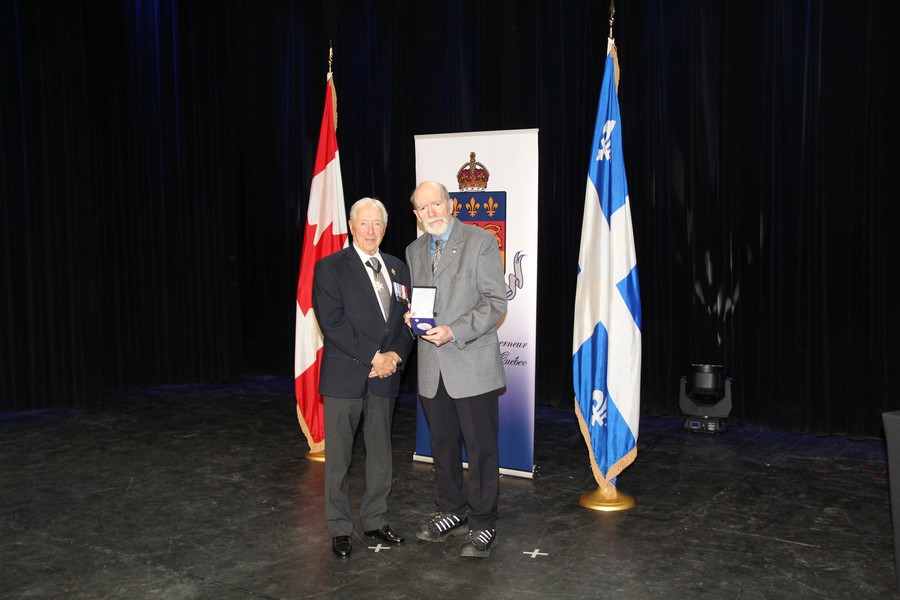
[382,255,401,321]
[411,234,432,283]
[343,248,384,320]
[432,221,465,280]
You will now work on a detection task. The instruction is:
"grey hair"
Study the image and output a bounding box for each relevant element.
[409,181,451,207]
[349,197,388,225]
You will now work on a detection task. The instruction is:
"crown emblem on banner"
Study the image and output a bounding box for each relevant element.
[456,152,490,191]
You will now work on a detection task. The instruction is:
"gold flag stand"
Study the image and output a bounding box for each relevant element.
[579,487,635,512]
[305,450,325,462]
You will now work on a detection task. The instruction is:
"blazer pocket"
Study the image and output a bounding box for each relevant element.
[462,329,499,350]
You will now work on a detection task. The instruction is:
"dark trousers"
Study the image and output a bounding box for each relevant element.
[323,392,395,536]
[420,377,500,531]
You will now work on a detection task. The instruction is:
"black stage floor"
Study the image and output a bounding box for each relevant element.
[1,378,895,599]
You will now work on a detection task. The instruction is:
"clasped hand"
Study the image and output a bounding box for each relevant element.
[369,351,400,379]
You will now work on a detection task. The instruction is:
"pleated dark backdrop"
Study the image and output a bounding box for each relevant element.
[2,0,898,437]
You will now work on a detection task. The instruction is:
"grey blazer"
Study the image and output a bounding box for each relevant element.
[406,219,508,398]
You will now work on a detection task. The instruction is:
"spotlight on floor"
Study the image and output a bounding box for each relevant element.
[679,364,732,433]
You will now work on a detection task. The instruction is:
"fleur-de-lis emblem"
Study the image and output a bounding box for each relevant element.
[451,198,462,217]
[484,196,498,217]
[591,390,608,427]
[465,196,480,217]
[596,120,616,162]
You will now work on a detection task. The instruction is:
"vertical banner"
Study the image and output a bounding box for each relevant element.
[413,129,539,478]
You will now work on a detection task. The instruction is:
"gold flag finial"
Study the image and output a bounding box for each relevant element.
[327,43,337,131]
[609,1,615,38]
[607,2,620,91]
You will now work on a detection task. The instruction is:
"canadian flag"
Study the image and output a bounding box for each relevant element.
[295,71,348,455]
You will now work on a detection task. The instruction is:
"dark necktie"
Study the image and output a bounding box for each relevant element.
[366,257,391,320]
[432,239,443,273]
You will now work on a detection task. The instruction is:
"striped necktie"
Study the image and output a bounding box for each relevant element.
[432,239,443,273]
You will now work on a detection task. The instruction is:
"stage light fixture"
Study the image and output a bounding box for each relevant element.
[679,364,732,433]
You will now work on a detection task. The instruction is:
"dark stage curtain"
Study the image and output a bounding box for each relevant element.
[2,1,898,437]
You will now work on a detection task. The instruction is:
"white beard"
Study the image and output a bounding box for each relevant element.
[423,217,450,236]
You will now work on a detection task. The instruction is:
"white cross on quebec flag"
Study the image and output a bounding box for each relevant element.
[572,37,642,500]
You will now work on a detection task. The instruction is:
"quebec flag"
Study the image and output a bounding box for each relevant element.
[573,37,642,500]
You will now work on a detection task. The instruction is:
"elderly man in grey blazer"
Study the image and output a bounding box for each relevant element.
[405,180,507,558]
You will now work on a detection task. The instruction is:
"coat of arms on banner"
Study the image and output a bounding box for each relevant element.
[451,152,525,300]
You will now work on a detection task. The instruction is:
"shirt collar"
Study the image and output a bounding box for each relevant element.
[431,217,456,247]
[352,242,383,266]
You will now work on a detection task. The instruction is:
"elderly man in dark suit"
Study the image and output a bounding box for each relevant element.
[312,197,413,558]
[405,181,508,558]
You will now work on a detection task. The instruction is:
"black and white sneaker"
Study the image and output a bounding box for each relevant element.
[416,512,468,542]
[459,528,496,557]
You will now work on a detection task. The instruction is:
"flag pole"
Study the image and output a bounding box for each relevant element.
[302,44,334,465]
[576,0,637,513]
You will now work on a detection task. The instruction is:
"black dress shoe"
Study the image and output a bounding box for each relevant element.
[364,524,405,545]
[332,535,352,557]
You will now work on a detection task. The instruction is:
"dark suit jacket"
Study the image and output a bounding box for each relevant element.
[312,245,413,398]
